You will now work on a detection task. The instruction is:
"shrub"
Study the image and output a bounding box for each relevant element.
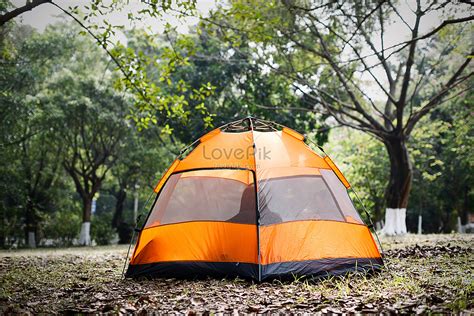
[91,212,117,245]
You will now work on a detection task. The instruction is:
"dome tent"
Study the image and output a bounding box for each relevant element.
[125,117,383,281]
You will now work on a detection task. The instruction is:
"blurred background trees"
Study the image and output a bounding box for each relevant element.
[201,0,472,234]
[0,0,472,247]
[0,23,179,247]
[327,91,473,233]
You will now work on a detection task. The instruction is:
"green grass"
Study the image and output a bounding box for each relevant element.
[0,234,472,314]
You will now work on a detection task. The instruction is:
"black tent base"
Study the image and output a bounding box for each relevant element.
[125,257,384,282]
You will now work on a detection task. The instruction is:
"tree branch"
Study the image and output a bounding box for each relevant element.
[0,0,50,26]
[305,21,387,132]
[397,0,422,131]
[47,1,170,125]
[404,56,473,135]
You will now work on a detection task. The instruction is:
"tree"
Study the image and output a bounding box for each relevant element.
[326,83,473,233]
[0,23,79,247]
[25,23,130,245]
[203,0,473,234]
[124,28,330,145]
[0,0,216,132]
[41,75,129,245]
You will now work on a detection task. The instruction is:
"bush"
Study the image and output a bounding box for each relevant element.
[91,212,117,245]
[42,210,81,247]
[117,222,133,244]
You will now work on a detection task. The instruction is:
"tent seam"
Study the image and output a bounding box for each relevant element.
[248,117,262,282]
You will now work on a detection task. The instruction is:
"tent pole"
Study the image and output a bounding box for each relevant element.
[251,170,261,282]
[122,227,137,278]
[248,117,262,282]
[121,191,155,278]
[351,188,385,258]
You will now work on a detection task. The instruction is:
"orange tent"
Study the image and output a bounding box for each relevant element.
[126,117,383,281]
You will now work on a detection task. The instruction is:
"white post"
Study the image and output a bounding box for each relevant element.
[28,231,36,248]
[417,215,422,235]
[133,184,139,225]
[457,216,463,233]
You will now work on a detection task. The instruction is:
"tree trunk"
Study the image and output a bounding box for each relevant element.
[83,197,92,222]
[385,138,412,208]
[79,197,92,246]
[382,137,413,235]
[112,188,127,229]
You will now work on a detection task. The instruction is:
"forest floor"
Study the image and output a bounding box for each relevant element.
[0,234,473,314]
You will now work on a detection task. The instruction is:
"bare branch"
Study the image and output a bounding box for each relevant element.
[303,18,388,132]
[387,1,413,31]
[339,14,474,66]
[290,81,387,138]
[0,0,50,26]
[324,20,398,106]
[397,0,422,131]
[404,56,473,135]
[342,0,388,50]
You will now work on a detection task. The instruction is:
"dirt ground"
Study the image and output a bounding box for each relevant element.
[0,234,473,314]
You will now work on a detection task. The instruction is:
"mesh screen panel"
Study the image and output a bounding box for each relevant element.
[258,175,344,225]
[145,170,256,228]
[320,170,363,224]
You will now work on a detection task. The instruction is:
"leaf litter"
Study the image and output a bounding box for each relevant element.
[0,234,472,314]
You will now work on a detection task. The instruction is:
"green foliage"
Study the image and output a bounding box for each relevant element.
[122,27,329,145]
[71,0,215,132]
[326,88,473,232]
[91,212,117,246]
[2,0,216,132]
[0,22,183,247]
[407,89,473,233]
[42,210,81,247]
[325,129,388,221]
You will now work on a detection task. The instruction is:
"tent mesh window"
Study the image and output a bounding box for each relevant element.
[258,175,343,225]
[321,170,363,224]
[258,172,363,226]
[145,169,256,228]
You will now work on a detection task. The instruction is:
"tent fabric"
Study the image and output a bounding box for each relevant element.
[126,117,383,281]
[126,257,382,280]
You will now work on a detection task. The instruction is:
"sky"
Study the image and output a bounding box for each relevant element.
[13,1,469,42]
[10,0,473,102]
[11,0,215,35]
